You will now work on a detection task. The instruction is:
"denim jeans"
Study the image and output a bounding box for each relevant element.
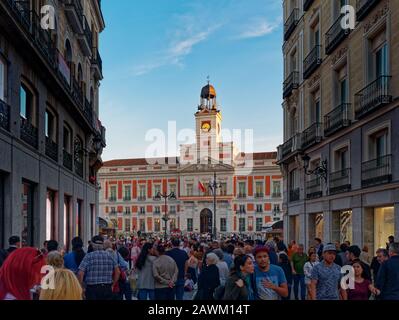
[85,284,113,300]
[155,287,175,300]
[138,289,155,300]
[293,274,306,300]
[174,284,185,301]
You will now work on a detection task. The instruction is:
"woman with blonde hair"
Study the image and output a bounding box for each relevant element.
[39,268,82,300]
[47,251,64,269]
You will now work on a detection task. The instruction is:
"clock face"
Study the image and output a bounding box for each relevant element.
[201,122,211,132]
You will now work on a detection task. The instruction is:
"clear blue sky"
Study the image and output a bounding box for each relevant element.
[100,0,283,161]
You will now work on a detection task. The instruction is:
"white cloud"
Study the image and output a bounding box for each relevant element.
[238,18,281,39]
[133,25,220,76]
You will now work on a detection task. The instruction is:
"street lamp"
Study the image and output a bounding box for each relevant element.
[155,191,176,239]
[302,154,328,183]
[208,171,222,240]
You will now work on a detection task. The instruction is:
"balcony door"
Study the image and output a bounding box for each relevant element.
[375,43,388,78]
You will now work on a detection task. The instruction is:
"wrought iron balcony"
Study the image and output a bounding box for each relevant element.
[302,123,323,150]
[272,192,282,198]
[84,98,93,126]
[109,210,117,216]
[306,178,322,199]
[63,0,84,33]
[91,47,103,79]
[45,137,58,162]
[324,103,352,137]
[284,8,299,41]
[236,210,246,215]
[139,210,146,215]
[304,0,315,11]
[289,188,300,202]
[72,79,84,107]
[138,196,146,201]
[355,76,392,119]
[330,168,351,195]
[109,197,117,202]
[78,15,93,56]
[0,99,10,131]
[255,208,263,213]
[255,193,264,198]
[5,0,31,32]
[325,14,350,54]
[20,117,38,149]
[237,193,247,199]
[362,155,392,188]
[303,45,322,79]
[356,0,381,21]
[63,150,73,170]
[278,133,302,161]
[283,71,299,98]
[75,160,83,178]
[123,197,131,201]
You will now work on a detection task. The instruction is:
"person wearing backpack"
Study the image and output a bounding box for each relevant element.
[0,236,21,268]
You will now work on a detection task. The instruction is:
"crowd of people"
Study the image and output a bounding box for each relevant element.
[0,233,398,301]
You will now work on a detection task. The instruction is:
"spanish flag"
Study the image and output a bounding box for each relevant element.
[198,181,207,193]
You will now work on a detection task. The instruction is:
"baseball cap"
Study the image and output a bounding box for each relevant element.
[91,235,104,244]
[323,243,337,253]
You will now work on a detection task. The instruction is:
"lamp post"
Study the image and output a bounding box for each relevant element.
[208,171,221,240]
[302,154,328,183]
[155,191,176,240]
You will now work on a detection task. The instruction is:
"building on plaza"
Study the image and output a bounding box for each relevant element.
[278,0,399,252]
[0,0,106,248]
[98,83,283,238]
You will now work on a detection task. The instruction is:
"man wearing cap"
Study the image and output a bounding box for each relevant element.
[78,235,120,300]
[0,236,21,268]
[310,243,347,300]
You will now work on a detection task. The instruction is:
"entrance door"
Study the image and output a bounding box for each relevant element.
[200,209,212,234]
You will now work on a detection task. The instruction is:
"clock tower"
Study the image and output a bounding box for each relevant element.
[195,81,223,163]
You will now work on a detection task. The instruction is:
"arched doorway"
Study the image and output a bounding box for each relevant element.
[200,209,212,234]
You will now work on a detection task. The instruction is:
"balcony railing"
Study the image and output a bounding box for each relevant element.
[304,0,315,11]
[303,45,322,79]
[355,76,392,119]
[279,133,302,160]
[272,192,282,198]
[138,196,146,201]
[0,99,10,131]
[324,103,352,137]
[330,168,351,195]
[283,71,299,98]
[64,0,84,33]
[92,47,103,77]
[139,210,146,215]
[78,15,93,56]
[238,193,247,198]
[75,160,83,178]
[123,197,131,201]
[45,137,58,162]
[255,193,264,198]
[109,197,117,202]
[63,150,73,170]
[84,98,93,125]
[284,8,299,41]
[362,155,392,188]
[289,188,300,202]
[256,209,263,213]
[20,117,38,148]
[325,14,350,54]
[356,0,380,21]
[236,210,246,215]
[302,122,323,150]
[306,178,322,199]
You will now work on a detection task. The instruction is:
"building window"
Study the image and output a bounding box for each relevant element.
[110,207,116,214]
[124,185,131,200]
[368,128,389,160]
[125,207,131,214]
[0,57,6,101]
[169,184,176,194]
[154,185,161,197]
[238,182,246,197]
[170,218,176,231]
[76,200,83,238]
[239,204,246,214]
[63,196,72,251]
[140,207,145,214]
[220,218,227,232]
[63,124,72,153]
[375,43,388,78]
[139,219,145,232]
[125,218,130,232]
[256,218,263,232]
[139,185,146,199]
[154,219,160,232]
[239,218,246,232]
[273,204,281,213]
[220,183,227,196]
[334,146,349,171]
[170,205,176,214]
[45,109,56,140]
[255,182,263,197]
[74,136,84,177]
[256,204,263,213]
[310,90,321,124]
[332,210,352,244]
[186,184,193,196]
[187,218,193,232]
[21,181,35,246]
[154,206,160,214]
[20,84,34,121]
[46,190,56,241]
[110,186,116,201]
[272,181,281,197]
